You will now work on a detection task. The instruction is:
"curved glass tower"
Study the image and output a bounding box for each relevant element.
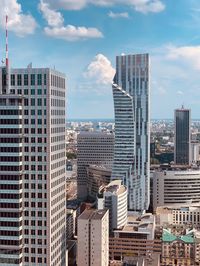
[112,54,150,211]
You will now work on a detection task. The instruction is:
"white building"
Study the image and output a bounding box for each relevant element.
[77,132,114,200]
[191,142,200,163]
[0,65,66,265]
[112,54,150,211]
[153,170,200,210]
[77,209,109,266]
[97,180,127,231]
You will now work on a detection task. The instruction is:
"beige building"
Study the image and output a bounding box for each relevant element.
[156,203,200,227]
[77,209,109,266]
[109,213,161,264]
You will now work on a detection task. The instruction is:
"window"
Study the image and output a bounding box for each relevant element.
[17,74,22,86]
[11,74,15,86]
[37,74,42,85]
[24,74,28,86]
[44,74,47,85]
[31,74,35,86]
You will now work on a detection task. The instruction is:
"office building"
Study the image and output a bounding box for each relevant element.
[153,169,200,210]
[109,213,161,264]
[0,64,66,265]
[97,180,127,231]
[77,132,114,200]
[156,203,200,226]
[112,54,150,211]
[77,209,109,266]
[174,107,191,164]
[87,164,111,199]
[191,142,200,163]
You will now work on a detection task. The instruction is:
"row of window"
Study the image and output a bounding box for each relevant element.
[11,74,47,86]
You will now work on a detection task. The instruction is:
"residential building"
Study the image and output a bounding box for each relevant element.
[77,132,114,200]
[97,180,127,231]
[174,107,191,165]
[153,169,200,210]
[77,209,109,266]
[0,64,66,265]
[112,53,150,211]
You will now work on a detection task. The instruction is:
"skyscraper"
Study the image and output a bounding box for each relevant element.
[112,54,150,211]
[174,107,191,165]
[0,64,66,265]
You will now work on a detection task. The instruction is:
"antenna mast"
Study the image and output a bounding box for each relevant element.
[5,15,10,94]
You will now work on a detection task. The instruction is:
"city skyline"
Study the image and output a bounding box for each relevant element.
[1,1,200,118]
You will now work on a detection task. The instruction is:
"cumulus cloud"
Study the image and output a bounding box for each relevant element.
[167,45,200,70]
[44,26,103,41]
[39,0,64,27]
[44,0,165,13]
[108,11,129,18]
[39,0,103,41]
[84,54,115,84]
[0,0,37,36]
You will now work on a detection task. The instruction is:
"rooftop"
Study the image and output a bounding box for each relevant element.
[78,209,108,221]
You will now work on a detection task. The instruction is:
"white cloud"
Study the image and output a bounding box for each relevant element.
[177,90,183,95]
[44,0,165,13]
[108,11,129,18]
[44,25,103,41]
[39,0,103,41]
[0,0,37,36]
[84,54,115,84]
[167,45,200,70]
[39,0,64,27]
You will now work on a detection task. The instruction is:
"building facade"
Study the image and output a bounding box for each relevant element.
[174,107,191,165]
[97,180,127,231]
[77,132,114,200]
[0,65,66,265]
[77,209,109,266]
[112,54,150,211]
[153,170,200,210]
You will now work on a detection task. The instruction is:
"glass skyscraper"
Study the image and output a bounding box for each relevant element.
[112,54,150,211]
[174,107,191,165]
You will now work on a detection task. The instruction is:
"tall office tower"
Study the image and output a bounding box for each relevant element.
[112,54,150,211]
[77,132,114,200]
[77,209,109,266]
[0,64,66,265]
[174,107,191,165]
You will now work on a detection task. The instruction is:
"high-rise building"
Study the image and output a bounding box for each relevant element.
[77,209,109,266]
[174,107,191,164]
[77,132,114,200]
[112,54,150,211]
[0,64,66,265]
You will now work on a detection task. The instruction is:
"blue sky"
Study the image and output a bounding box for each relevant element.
[1,0,200,119]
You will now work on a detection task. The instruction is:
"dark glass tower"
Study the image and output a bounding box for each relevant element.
[174,107,191,165]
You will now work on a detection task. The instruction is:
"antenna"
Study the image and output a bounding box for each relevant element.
[5,15,10,94]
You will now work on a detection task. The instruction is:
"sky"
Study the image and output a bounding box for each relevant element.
[1,0,200,119]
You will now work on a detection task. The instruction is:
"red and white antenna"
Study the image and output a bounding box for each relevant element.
[5,15,9,68]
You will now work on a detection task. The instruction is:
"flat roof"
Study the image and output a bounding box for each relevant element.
[78,209,108,220]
